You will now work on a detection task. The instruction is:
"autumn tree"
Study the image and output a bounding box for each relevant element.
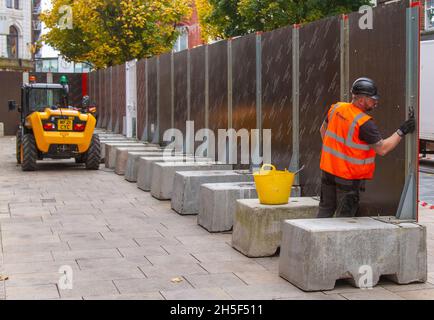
[196,0,371,40]
[41,0,192,68]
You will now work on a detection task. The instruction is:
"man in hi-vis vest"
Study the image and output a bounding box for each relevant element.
[318,77,415,218]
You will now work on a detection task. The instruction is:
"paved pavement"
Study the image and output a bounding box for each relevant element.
[1,136,434,300]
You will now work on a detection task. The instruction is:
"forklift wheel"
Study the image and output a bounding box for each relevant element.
[85,134,101,170]
[21,134,38,171]
[16,130,22,164]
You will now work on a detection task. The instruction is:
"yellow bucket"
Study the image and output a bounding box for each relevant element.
[253,164,295,205]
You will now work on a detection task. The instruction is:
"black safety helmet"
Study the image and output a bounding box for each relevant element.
[351,77,380,100]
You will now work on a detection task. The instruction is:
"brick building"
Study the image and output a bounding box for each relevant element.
[173,1,204,52]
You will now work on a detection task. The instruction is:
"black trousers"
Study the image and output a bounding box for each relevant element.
[317,171,364,218]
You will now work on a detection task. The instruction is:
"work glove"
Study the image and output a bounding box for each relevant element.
[397,117,416,137]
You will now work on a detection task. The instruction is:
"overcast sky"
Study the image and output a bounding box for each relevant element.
[40,0,59,58]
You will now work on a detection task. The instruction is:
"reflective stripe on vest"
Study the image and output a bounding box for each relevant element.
[322,145,375,165]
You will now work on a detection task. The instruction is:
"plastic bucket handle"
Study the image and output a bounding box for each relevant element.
[260,164,276,172]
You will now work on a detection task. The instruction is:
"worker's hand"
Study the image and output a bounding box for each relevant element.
[397,117,416,137]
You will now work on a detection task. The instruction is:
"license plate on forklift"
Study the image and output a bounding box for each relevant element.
[58,119,72,131]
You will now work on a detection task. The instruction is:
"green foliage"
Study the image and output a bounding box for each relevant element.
[196,0,372,40]
[41,0,192,69]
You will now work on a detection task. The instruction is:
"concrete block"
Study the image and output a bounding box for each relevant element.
[105,143,159,169]
[114,147,165,175]
[136,156,208,191]
[150,162,233,200]
[100,140,138,160]
[171,171,254,216]
[125,151,185,182]
[0,122,4,137]
[232,197,319,257]
[198,183,302,233]
[198,182,258,232]
[279,217,427,291]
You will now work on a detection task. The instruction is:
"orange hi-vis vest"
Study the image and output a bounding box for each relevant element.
[320,102,377,180]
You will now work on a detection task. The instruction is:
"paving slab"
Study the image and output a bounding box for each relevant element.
[232,197,319,257]
[124,151,186,182]
[279,217,427,291]
[171,170,254,216]
[114,147,165,175]
[150,162,234,200]
[136,156,209,191]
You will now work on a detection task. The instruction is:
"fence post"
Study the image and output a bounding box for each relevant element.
[227,39,233,130]
[171,52,175,129]
[397,5,420,220]
[143,59,149,141]
[254,32,263,170]
[205,45,209,130]
[187,49,191,122]
[108,67,113,131]
[340,14,350,102]
[153,56,160,144]
[290,25,300,185]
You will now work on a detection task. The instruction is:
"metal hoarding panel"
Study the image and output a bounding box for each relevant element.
[261,26,293,171]
[147,56,158,142]
[158,53,172,144]
[299,16,341,196]
[348,1,407,216]
[174,50,189,136]
[232,33,257,169]
[137,59,147,140]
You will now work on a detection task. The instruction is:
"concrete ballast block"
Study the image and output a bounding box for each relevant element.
[197,183,301,233]
[171,171,254,216]
[115,147,165,175]
[101,141,139,161]
[105,143,159,169]
[150,162,233,200]
[232,197,319,257]
[124,151,165,182]
[136,156,209,191]
[279,217,427,291]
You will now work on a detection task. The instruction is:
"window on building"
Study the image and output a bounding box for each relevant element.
[427,0,434,30]
[6,0,12,8]
[7,26,19,59]
[14,0,20,9]
[173,26,188,52]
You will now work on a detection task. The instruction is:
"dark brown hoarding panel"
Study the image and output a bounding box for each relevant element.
[105,68,112,129]
[232,33,257,169]
[118,64,126,134]
[0,72,21,135]
[108,67,115,131]
[112,66,119,132]
[349,1,407,216]
[190,45,206,150]
[137,59,147,140]
[208,40,229,160]
[147,57,158,143]
[174,50,189,136]
[261,25,293,171]
[299,16,341,196]
[159,53,172,145]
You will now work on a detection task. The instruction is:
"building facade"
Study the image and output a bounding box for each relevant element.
[173,1,204,52]
[0,0,33,71]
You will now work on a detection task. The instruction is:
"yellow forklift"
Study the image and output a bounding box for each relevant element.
[8,75,100,171]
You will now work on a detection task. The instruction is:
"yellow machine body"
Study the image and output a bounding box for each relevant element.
[24,108,97,154]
